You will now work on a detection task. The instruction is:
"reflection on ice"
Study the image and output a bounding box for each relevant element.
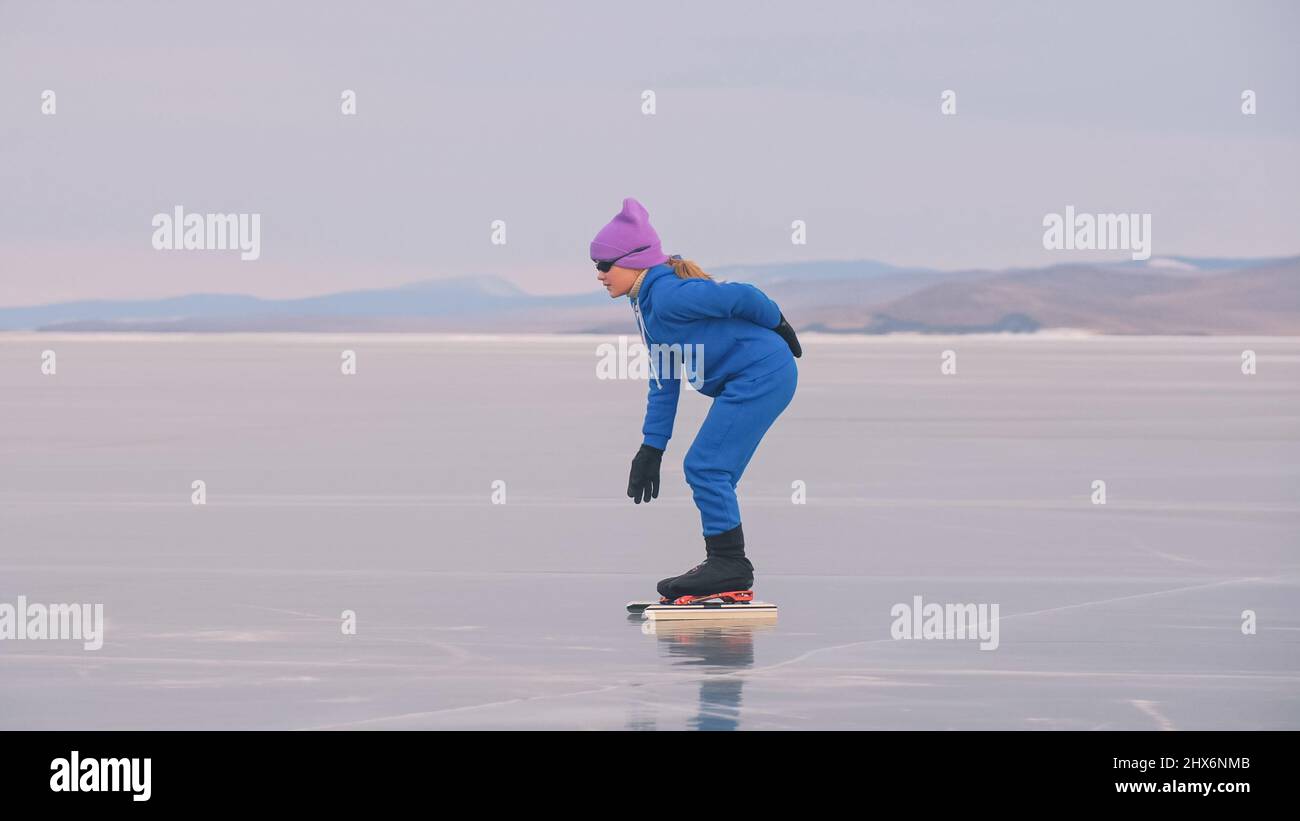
[633,621,778,731]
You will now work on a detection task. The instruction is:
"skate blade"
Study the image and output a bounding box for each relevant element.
[640,601,777,622]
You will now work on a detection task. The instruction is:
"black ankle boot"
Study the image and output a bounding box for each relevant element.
[656,525,755,600]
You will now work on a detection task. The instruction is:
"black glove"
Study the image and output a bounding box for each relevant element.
[774,312,802,358]
[627,444,663,504]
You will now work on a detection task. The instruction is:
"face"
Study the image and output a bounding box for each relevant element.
[596,264,641,298]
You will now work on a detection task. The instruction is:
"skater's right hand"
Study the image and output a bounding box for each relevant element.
[627,443,663,504]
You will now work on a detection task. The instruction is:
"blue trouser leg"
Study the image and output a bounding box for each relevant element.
[684,358,798,537]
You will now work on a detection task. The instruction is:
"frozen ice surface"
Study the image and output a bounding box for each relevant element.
[1,333,1297,730]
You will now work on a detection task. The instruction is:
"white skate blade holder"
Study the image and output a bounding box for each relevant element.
[626,600,778,622]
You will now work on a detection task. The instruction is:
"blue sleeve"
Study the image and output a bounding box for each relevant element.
[641,366,682,451]
[658,280,781,328]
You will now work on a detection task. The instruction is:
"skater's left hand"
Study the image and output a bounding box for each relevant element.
[773,312,802,358]
[627,444,662,504]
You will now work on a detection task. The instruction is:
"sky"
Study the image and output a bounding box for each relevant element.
[1,0,1297,305]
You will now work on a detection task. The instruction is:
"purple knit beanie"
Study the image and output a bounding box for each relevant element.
[590,197,670,269]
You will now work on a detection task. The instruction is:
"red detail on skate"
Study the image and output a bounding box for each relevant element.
[662,590,754,607]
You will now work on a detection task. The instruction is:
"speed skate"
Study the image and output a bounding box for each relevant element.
[626,590,778,622]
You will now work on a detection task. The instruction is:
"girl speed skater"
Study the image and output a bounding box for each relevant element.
[590,197,801,603]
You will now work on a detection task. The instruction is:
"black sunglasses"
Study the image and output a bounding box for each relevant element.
[595,245,651,273]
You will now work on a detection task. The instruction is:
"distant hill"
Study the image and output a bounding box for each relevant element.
[2,256,1297,335]
[804,257,1300,334]
[0,275,614,333]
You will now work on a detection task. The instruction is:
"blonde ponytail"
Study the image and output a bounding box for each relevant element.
[667,255,713,280]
